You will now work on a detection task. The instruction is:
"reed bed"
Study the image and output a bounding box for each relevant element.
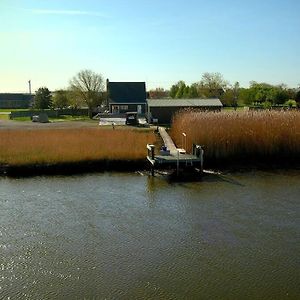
[0,128,156,166]
[171,110,300,164]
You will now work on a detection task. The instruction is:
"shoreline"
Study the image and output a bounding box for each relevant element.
[0,159,147,177]
[1,157,299,178]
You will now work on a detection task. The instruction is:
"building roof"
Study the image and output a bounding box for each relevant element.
[108,81,146,104]
[0,93,33,101]
[147,98,223,107]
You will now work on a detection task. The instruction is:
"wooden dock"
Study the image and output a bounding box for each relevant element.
[147,127,204,176]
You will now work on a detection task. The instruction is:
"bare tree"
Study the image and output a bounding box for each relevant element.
[69,69,105,118]
[199,72,228,98]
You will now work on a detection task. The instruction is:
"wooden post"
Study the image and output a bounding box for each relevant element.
[199,146,204,174]
[151,145,155,176]
[182,132,186,151]
[147,144,155,176]
[151,146,154,160]
[177,149,179,177]
[147,144,155,159]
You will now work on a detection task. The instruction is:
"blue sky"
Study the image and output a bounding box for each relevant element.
[1,0,300,92]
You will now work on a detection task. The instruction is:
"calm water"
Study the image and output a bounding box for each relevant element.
[0,171,299,299]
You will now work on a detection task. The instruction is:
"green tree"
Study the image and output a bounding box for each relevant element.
[233,81,239,108]
[52,89,70,109]
[274,88,289,105]
[183,85,190,98]
[263,100,272,109]
[239,88,252,106]
[69,69,105,118]
[189,83,199,98]
[34,87,52,109]
[220,89,234,106]
[295,89,300,107]
[169,84,178,98]
[169,81,186,98]
[247,82,273,105]
[175,81,186,98]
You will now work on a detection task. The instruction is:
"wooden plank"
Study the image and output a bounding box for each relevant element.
[158,127,177,154]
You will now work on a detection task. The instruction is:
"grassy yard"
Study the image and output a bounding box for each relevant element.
[0,127,156,166]
[0,109,30,112]
[171,110,300,163]
[0,114,9,120]
[48,115,91,122]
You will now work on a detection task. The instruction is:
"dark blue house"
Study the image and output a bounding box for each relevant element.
[107,80,147,114]
[0,93,33,109]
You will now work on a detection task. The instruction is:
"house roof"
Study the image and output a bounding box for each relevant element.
[147,98,223,107]
[108,82,146,104]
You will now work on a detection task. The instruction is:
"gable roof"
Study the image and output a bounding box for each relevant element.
[108,82,146,104]
[147,98,223,107]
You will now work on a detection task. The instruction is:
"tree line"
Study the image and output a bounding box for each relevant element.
[33,70,300,115]
[149,72,300,107]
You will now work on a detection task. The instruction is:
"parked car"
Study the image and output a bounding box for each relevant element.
[125,112,138,125]
[31,113,49,123]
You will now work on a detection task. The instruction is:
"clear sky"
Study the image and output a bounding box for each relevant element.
[1,0,300,92]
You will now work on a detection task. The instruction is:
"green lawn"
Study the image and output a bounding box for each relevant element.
[0,108,30,112]
[0,114,9,120]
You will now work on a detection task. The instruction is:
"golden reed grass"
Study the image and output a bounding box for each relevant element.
[0,128,156,166]
[171,110,300,162]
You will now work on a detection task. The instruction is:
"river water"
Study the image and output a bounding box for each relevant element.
[0,170,299,299]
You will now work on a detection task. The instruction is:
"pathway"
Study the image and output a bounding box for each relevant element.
[158,127,177,155]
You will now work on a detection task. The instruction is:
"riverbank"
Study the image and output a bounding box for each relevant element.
[0,159,148,177]
[1,155,299,177]
[1,116,300,177]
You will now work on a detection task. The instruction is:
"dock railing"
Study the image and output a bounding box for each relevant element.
[147,144,155,160]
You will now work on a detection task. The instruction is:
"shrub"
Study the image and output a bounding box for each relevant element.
[285,99,297,108]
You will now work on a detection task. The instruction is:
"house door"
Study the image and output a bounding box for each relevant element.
[112,105,119,114]
[137,105,142,114]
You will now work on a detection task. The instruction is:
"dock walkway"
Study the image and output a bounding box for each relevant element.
[158,127,177,154]
[147,127,204,176]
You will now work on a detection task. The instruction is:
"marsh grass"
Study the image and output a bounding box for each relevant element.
[171,110,300,164]
[0,128,156,166]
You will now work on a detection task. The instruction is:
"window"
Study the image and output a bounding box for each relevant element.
[120,105,128,110]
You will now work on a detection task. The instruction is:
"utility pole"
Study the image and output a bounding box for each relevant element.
[28,80,31,95]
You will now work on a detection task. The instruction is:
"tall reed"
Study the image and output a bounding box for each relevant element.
[0,128,156,166]
[171,110,300,163]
